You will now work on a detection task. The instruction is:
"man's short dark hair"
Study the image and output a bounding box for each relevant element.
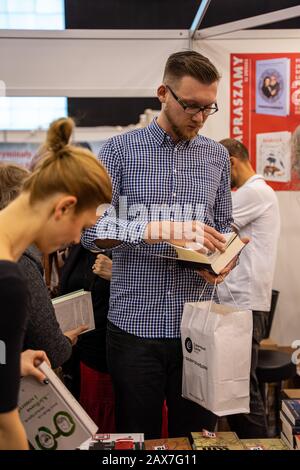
[163,50,220,85]
[219,138,249,162]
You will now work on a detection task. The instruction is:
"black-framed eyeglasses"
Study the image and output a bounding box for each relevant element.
[166,85,218,116]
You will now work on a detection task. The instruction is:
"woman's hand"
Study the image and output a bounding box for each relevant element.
[64,324,89,346]
[20,350,51,383]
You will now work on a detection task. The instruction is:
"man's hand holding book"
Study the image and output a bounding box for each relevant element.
[144,220,227,253]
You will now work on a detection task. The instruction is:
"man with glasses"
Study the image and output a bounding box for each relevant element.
[166,85,218,118]
[83,51,233,438]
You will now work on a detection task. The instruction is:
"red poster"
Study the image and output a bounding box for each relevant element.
[230,53,300,190]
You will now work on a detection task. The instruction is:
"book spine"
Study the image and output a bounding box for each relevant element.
[282,401,296,425]
[280,431,294,450]
[282,401,300,426]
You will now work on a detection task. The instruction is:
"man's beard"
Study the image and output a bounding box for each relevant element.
[165,110,199,141]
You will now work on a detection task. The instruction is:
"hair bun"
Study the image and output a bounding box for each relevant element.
[46,117,75,153]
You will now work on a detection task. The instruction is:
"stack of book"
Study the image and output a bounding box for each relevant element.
[280,399,300,449]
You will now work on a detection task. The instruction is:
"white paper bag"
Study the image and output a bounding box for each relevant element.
[181,298,252,416]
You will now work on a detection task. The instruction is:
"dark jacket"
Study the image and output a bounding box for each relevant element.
[20,246,72,369]
[59,245,110,372]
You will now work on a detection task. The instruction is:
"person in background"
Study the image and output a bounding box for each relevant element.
[59,248,115,432]
[261,76,272,98]
[269,75,280,97]
[218,138,280,438]
[82,50,235,438]
[0,163,87,370]
[0,118,112,449]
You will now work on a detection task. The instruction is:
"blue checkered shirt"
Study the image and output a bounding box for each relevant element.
[82,119,232,338]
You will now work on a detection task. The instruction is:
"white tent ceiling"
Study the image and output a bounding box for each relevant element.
[1,2,300,97]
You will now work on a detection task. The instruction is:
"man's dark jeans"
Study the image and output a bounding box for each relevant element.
[106,321,217,439]
[227,310,269,438]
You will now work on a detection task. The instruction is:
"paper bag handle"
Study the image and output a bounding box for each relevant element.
[198,282,209,302]
[201,281,218,331]
[198,276,240,311]
[218,274,240,311]
[198,281,218,319]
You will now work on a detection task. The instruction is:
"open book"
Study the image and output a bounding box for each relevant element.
[19,361,98,450]
[52,290,95,334]
[168,232,245,275]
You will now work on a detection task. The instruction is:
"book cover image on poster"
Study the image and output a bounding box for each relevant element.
[256,131,291,182]
[256,58,290,116]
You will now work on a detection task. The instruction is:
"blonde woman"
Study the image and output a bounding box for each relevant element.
[0,118,112,449]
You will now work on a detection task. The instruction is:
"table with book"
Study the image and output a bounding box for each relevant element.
[18,325,300,450]
[79,430,296,451]
[78,386,300,451]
